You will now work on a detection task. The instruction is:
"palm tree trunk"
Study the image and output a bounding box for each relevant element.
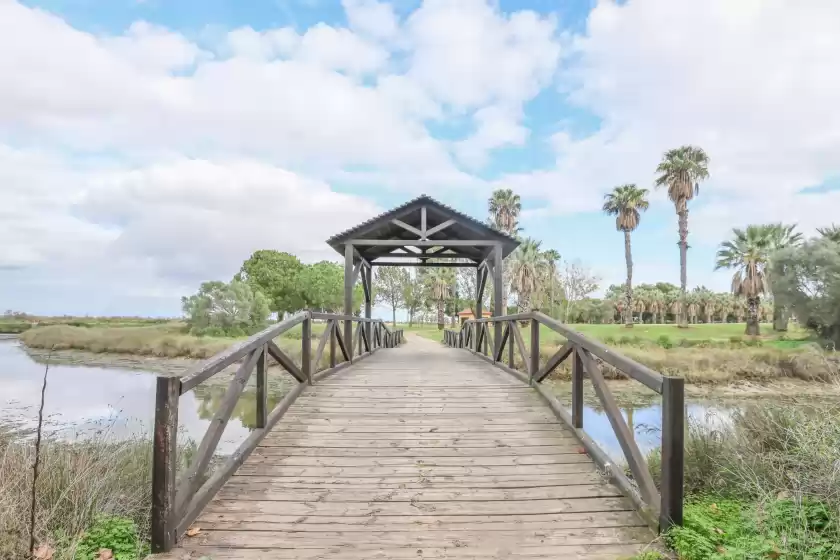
[624,230,634,328]
[392,306,396,327]
[437,299,444,330]
[746,297,760,336]
[677,208,689,328]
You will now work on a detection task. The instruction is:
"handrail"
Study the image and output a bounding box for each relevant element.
[150,310,403,553]
[443,311,684,533]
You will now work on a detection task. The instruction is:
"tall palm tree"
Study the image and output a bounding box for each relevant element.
[648,290,665,324]
[488,189,522,235]
[508,238,544,312]
[715,226,770,335]
[425,268,452,330]
[602,185,650,328]
[655,145,710,327]
[542,249,561,316]
[757,223,802,331]
[817,224,840,243]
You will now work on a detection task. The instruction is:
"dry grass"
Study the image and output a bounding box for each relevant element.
[0,424,192,559]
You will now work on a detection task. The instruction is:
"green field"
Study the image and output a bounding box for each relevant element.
[407,321,811,347]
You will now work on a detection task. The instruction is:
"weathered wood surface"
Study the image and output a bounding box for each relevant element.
[153,334,655,559]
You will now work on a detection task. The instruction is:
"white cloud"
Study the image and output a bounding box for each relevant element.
[454,105,529,169]
[506,0,840,240]
[405,0,562,109]
[342,0,400,41]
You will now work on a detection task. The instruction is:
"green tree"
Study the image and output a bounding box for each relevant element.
[299,261,344,312]
[757,223,803,331]
[237,250,305,315]
[181,279,271,336]
[715,226,770,335]
[655,145,710,327]
[403,271,426,327]
[375,267,409,326]
[509,238,545,312]
[772,238,840,347]
[602,184,650,328]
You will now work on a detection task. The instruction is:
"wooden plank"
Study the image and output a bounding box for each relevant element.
[246,454,594,467]
[251,445,581,457]
[222,473,609,488]
[578,349,659,508]
[255,345,267,429]
[235,464,598,477]
[333,323,350,362]
[511,322,530,373]
[196,510,645,531]
[533,341,573,383]
[266,340,306,383]
[216,484,621,502]
[201,496,634,517]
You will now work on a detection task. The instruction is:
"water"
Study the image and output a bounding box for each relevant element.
[1,339,735,463]
[0,340,276,453]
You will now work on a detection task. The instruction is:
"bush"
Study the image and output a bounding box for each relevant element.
[656,335,673,349]
[74,516,147,560]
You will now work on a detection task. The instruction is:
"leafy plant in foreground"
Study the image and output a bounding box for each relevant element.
[74,516,148,560]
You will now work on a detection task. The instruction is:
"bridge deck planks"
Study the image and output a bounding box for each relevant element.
[153,334,656,559]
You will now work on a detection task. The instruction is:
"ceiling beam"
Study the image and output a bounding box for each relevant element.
[351,239,501,247]
[372,261,477,268]
[425,219,456,237]
[391,219,423,238]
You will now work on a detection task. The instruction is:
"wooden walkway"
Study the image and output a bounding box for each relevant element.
[158,334,655,559]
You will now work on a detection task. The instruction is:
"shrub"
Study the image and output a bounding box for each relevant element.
[656,335,673,349]
[74,516,148,560]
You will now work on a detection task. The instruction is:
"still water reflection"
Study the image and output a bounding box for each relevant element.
[2,339,733,463]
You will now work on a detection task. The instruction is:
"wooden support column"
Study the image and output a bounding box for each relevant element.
[572,348,584,429]
[364,265,372,350]
[660,376,685,531]
[151,376,180,552]
[344,243,354,362]
[492,244,503,358]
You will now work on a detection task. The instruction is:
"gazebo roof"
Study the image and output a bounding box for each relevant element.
[326,195,519,266]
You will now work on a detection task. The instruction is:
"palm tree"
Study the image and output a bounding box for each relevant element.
[648,290,665,324]
[542,249,561,316]
[602,184,650,328]
[715,226,770,335]
[655,145,710,327]
[508,238,544,313]
[634,289,650,324]
[817,224,840,243]
[488,189,522,235]
[425,268,452,330]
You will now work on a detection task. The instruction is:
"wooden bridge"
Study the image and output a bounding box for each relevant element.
[149,196,683,559]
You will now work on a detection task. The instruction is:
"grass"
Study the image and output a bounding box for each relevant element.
[409,322,839,385]
[645,401,840,558]
[18,321,330,360]
[0,423,193,559]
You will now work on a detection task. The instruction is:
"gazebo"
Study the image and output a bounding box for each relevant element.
[457,308,493,325]
[326,195,519,358]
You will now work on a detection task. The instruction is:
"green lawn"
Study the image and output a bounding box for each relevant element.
[406,321,811,347]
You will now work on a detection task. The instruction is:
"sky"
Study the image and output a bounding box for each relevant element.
[2,0,840,319]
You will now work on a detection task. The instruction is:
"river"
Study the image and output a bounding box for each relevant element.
[1,338,733,462]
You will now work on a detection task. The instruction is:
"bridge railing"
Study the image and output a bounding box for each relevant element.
[445,311,684,533]
[150,311,401,552]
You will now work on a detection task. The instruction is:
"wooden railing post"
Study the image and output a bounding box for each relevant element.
[329,321,337,367]
[255,345,267,428]
[572,347,584,429]
[529,318,540,381]
[508,322,514,368]
[660,376,685,531]
[151,376,180,553]
[302,317,312,384]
